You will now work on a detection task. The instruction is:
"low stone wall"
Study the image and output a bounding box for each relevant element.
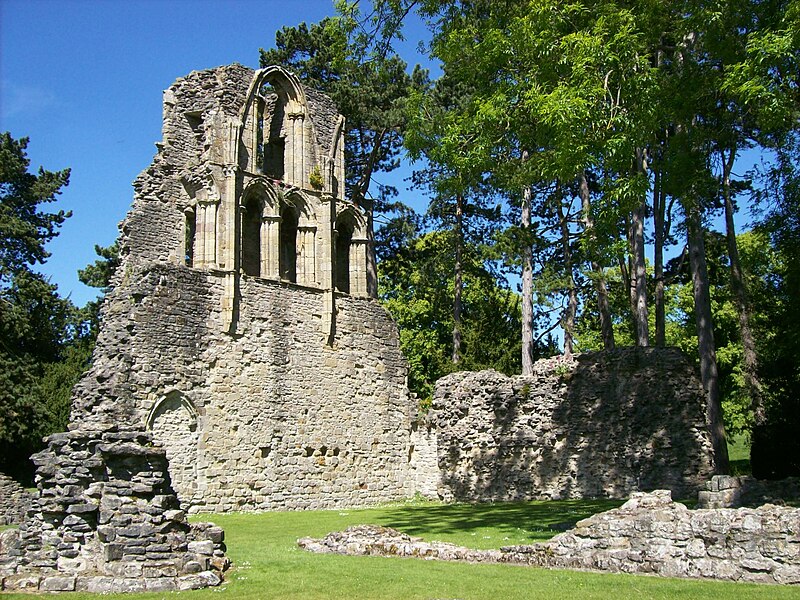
[0,474,31,526]
[698,475,800,508]
[300,490,800,585]
[0,427,228,593]
[432,348,716,502]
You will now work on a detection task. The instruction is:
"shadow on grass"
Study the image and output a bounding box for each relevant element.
[375,498,623,544]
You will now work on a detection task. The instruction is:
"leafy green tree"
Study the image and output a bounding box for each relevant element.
[379,223,548,404]
[0,132,72,481]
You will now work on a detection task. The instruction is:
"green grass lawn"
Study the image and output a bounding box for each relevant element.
[4,497,800,600]
[729,433,752,475]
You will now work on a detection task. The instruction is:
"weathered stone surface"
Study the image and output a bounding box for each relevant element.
[0,428,228,593]
[430,349,716,502]
[301,491,800,585]
[0,473,32,525]
[698,475,800,508]
[54,63,418,514]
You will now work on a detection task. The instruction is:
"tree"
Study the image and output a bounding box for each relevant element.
[378,219,548,404]
[0,132,72,481]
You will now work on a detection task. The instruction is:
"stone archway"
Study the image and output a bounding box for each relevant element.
[146,391,199,505]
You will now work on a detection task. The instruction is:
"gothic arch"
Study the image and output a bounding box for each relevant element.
[236,66,318,186]
[145,391,199,506]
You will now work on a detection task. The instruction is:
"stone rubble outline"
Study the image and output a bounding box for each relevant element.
[299,490,800,585]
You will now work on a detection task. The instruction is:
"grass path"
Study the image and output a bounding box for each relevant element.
[4,497,800,599]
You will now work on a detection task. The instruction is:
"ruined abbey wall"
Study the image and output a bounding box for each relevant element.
[428,349,716,502]
[66,64,417,512]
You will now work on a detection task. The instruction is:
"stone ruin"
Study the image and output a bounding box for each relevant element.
[416,348,717,502]
[0,474,31,526]
[0,63,728,591]
[300,490,800,585]
[1,62,416,593]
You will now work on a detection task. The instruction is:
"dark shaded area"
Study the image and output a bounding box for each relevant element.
[436,348,715,502]
[279,204,298,282]
[242,195,262,276]
[752,398,800,480]
[335,214,354,293]
[376,498,622,545]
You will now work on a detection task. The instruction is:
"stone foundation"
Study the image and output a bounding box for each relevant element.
[430,348,716,502]
[698,474,800,508]
[300,490,800,584]
[0,427,227,592]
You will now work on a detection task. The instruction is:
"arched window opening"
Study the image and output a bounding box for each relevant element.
[335,218,354,293]
[279,204,299,283]
[260,84,285,180]
[184,208,196,267]
[242,195,262,276]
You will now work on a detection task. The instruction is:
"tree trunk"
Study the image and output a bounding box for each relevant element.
[621,215,639,339]
[521,182,535,376]
[354,128,388,299]
[721,147,765,461]
[653,166,666,347]
[631,150,650,346]
[557,189,576,356]
[364,200,378,298]
[687,202,730,474]
[452,193,463,365]
[579,172,614,350]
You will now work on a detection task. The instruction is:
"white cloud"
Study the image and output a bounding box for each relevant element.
[0,80,57,120]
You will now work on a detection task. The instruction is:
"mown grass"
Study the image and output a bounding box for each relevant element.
[4,497,800,600]
[729,433,752,475]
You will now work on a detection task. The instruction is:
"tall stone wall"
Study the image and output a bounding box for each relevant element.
[80,264,415,512]
[431,348,716,502]
[64,64,417,512]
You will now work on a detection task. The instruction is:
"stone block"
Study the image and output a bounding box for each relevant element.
[188,540,214,555]
[178,570,221,590]
[40,576,76,592]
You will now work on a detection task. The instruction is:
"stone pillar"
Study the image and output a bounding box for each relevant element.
[194,205,205,268]
[350,238,369,297]
[221,164,238,332]
[297,226,316,286]
[319,192,336,344]
[261,215,280,279]
[204,201,218,267]
[287,112,304,186]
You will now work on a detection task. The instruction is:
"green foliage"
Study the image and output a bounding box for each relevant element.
[379,221,553,404]
[0,133,76,481]
[0,133,70,283]
[77,241,119,339]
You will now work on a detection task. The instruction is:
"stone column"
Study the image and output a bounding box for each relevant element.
[350,238,369,297]
[287,112,305,186]
[261,215,280,279]
[221,164,239,332]
[193,205,205,268]
[204,201,218,267]
[319,192,336,344]
[297,226,316,286]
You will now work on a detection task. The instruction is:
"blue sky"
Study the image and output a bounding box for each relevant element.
[1,0,432,306]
